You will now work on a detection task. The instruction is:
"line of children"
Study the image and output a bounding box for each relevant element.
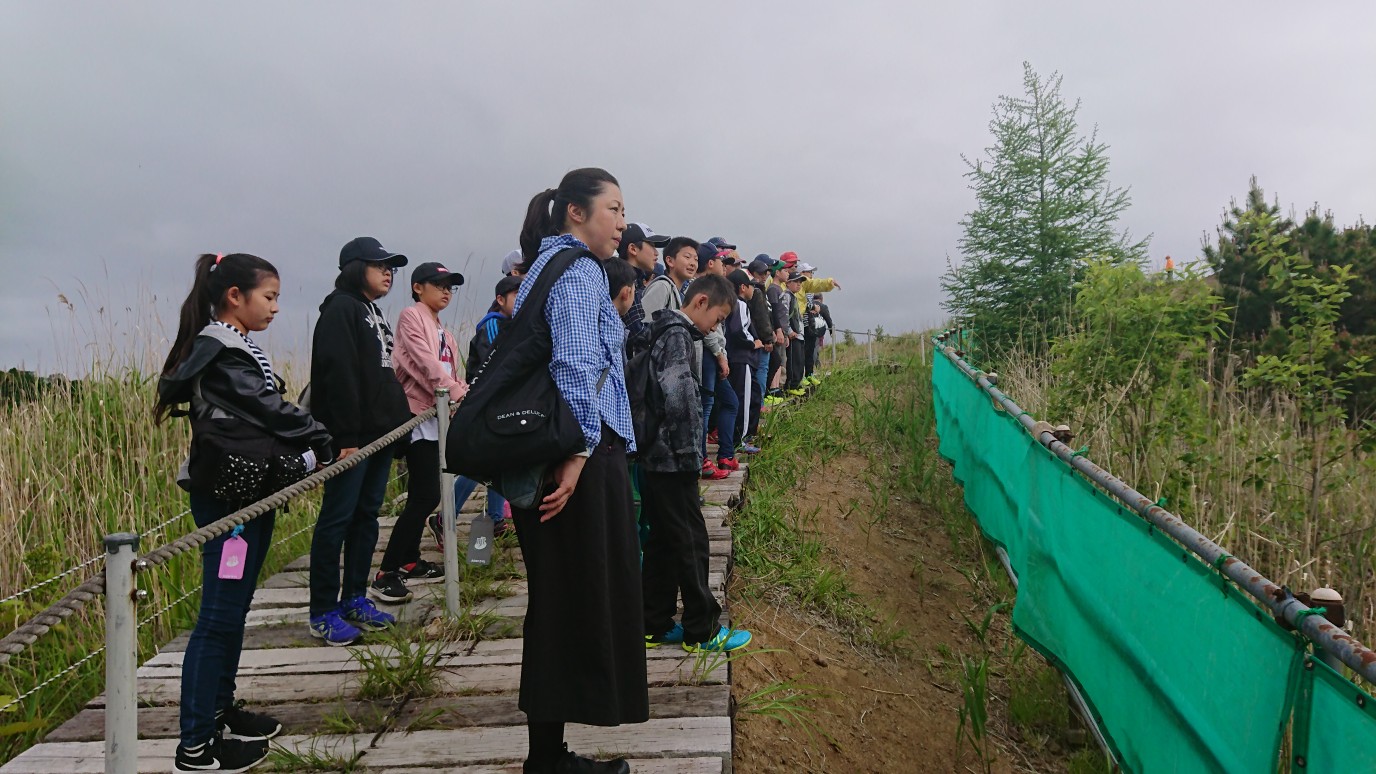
[158,195,840,773]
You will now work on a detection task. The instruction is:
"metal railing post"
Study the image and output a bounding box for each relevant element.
[867,331,874,364]
[103,533,140,774]
[435,388,460,618]
[920,333,926,366]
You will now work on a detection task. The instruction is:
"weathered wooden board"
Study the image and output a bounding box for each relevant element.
[6,717,730,772]
[47,684,730,742]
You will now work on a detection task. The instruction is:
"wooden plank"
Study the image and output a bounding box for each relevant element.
[5,718,731,772]
[96,654,725,707]
[48,684,730,742]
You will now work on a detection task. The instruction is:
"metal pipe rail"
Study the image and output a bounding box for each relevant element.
[933,333,1376,685]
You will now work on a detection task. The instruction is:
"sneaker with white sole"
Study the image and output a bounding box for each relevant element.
[342,595,397,631]
[308,610,362,647]
[369,571,414,603]
[173,733,268,773]
[682,625,752,653]
[216,700,282,741]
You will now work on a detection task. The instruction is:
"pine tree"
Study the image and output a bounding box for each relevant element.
[1201,177,1294,341]
[943,63,1147,357]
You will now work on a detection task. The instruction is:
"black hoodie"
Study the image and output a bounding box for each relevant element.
[310,289,411,450]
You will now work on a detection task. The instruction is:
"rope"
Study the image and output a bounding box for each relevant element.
[0,407,435,665]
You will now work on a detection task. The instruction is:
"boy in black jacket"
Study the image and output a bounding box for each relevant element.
[641,274,753,653]
[721,270,764,463]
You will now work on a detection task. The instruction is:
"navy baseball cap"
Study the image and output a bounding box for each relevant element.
[495,275,522,296]
[707,236,736,251]
[411,261,464,287]
[340,237,408,269]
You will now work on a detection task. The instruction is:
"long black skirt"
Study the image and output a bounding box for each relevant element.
[511,430,649,726]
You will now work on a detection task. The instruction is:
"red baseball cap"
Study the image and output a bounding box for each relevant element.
[779,251,799,266]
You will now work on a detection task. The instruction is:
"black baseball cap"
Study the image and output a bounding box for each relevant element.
[411,261,464,287]
[726,268,752,288]
[618,222,671,255]
[339,237,408,269]
[747,257,772,274]
[495,275,522,296]
[707,236,737,251]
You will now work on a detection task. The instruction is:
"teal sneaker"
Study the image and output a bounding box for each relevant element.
[341,596,396,631]
[308,610,362,647]
[682,626,752,653]
[645,622,685,648]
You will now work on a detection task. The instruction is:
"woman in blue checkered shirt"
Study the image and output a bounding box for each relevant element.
[510,168,647,774]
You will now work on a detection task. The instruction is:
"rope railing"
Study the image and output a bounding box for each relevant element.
[0,508,193,608]
[0,406,435,666]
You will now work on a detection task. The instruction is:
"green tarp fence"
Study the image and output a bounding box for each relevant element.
[931,348,1376,773]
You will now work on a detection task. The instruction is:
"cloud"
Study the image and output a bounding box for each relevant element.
[2,0,1374,372]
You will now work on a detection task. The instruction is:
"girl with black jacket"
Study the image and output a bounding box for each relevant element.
[306,237,414,646]
[156,252,333,774]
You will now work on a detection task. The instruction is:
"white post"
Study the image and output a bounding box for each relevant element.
[920,333,926,366]
[435,389,460,618]
[103,533,140,774]
[867,331,874,365]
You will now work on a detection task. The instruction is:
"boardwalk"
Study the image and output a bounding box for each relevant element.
[5,473,745,773]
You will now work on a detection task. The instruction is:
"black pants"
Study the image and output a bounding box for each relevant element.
[786,337,805,389]
[768,345,783,391]
[380,439,438,573]
[513,429,648,726]
[803,329,818,377]
[729,358,760,441]
[641,470,721,644]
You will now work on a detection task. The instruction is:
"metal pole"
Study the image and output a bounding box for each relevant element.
[830,335,835,370]
[103,533,140,774]
[920,333,926,366]
[435,389,460,618]
[867,331,874,365]
[935,338,1376,686]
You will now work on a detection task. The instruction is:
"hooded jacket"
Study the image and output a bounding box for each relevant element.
[766,282,791,337]
[747,281,774,342]
[158,324,334,478]
[639,309,705,473]
[393,302,467,415]
[309,289,411,450]
[725,297,760,367]
[465,310,509,378]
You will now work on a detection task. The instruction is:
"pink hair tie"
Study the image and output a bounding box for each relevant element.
[209,252,224,272]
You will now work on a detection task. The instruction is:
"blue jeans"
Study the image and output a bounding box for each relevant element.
[309,451,392,618]
[453,475,507,521]
[700,353,717,461]
[180,493,275,746]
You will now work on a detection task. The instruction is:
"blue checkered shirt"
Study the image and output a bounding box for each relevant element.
[515,234,636,453]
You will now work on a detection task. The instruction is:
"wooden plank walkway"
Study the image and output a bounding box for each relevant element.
[5,470,746,773]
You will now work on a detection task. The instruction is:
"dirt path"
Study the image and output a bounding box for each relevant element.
[730,350,1102,773]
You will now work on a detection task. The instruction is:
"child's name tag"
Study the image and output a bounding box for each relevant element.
[219,535,249,580]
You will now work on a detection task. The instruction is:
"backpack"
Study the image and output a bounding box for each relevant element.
[444,247,599,484]
[624,323,669,452]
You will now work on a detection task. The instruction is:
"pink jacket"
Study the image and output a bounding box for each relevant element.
[392,303,467,415]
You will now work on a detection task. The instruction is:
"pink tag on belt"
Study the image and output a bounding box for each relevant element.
[219,533,248,580]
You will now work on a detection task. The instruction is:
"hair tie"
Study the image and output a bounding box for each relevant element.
[209,252,223,272]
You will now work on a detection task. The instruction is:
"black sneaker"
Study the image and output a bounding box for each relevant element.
[400,559,445,581]
[427,513,445,551]
[173,733,268,773]
[555,745,630,774]
[369,571,413,603]
[217,700,282,741]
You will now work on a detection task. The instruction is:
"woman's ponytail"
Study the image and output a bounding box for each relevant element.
[519,188,558,263]
[155,252,278,423]
[518,169,619,263]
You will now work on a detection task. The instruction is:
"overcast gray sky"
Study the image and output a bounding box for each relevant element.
[3,1,1374,374]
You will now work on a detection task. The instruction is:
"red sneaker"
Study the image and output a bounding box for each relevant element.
[701,460,729,480]
[707,428,719,445]
[715,457,740,472]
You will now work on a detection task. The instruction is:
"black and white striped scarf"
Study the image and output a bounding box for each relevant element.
[213,320,276,392]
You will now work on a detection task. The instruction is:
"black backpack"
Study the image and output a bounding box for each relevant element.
[623,324,667,452]
[445,248,599,481]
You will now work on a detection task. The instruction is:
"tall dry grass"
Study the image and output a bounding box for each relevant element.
[0,291,327,763]
[997,346,1376,644]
